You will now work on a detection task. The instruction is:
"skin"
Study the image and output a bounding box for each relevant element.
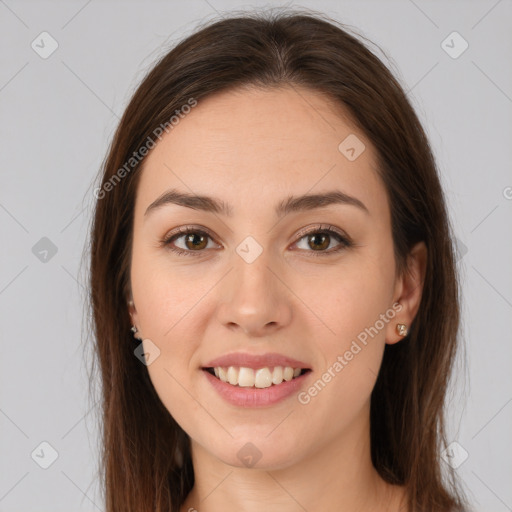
[128,85,426,511]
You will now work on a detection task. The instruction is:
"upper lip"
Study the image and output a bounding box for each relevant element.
[203,352,311,370]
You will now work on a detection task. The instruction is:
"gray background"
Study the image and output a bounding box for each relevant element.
[1,0,511,510]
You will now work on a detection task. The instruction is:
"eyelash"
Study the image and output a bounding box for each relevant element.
[160,224,352,258]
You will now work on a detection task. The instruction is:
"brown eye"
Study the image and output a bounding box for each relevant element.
[183,232,208,251]
[162,227,218,257]
[307,232,331,251]
[293,226,351,256]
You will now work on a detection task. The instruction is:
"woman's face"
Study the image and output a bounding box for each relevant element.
[129,85,420,469]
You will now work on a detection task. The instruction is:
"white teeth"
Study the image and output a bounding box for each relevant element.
[283,367,294,381]
[254,368,273,388]
[211,365,304,387]
[227,366,238,385]
[238,367,254,387]
[272,366,283,384]
[218,367,228,383]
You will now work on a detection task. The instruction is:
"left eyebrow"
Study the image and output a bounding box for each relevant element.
[144,188,369,219]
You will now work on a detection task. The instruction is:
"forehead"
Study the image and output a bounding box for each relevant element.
[134,85,386,219]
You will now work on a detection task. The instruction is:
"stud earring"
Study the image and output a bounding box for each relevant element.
[131,325,142,340]
[129,300,139,339]
[396,323,408,337]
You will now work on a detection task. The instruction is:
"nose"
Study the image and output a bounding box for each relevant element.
[216,252,293,338]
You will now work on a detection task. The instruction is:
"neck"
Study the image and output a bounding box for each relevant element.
[180,403,405,512]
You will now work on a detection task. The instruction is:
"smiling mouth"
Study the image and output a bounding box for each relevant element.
[203,366,311,388]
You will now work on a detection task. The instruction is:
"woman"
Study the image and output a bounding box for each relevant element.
[87,9,470,512]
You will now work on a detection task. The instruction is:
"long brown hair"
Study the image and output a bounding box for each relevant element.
[85,8,469,511]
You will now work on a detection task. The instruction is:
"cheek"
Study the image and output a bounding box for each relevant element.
[131,257,210,426]
[299,255,395,398]
[131,244,209,337]
[294,272,392,438]
[130,249,213,404]
[303,258,395,346]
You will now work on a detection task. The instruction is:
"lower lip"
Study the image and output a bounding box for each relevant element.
[203,369,310,407]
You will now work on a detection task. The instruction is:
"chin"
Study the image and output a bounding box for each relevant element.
[206,435,304,471]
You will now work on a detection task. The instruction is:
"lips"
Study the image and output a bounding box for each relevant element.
[201,352,312,404]
[202,363,312,407]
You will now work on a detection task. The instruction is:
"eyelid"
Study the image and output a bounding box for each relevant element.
[161,225,220,250]
[293,223,350,244]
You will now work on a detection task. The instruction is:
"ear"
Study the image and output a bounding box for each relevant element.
[128,298,136,321]
[385,241,427,345]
